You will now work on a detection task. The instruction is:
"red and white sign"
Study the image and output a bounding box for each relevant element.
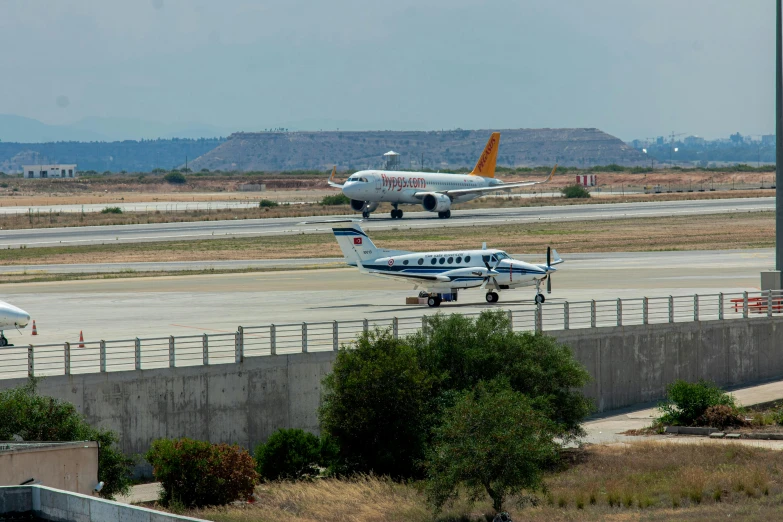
[353,237,362,245]
[575,174,597,187]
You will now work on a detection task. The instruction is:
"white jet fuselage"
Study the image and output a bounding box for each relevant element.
[342,170,498,205]
[0,300,30,329]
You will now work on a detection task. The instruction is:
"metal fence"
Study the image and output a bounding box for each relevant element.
[2,290,782,381]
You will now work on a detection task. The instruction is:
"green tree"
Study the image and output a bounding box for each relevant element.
[254,428,321,480]
[319,329,434,478]
[409,311,593,440]
[0,380,134,499]
[425,379,559,513]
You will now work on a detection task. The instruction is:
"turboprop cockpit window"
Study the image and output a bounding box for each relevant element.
[495,252,509,260]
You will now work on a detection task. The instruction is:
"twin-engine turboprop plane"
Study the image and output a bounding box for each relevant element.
[0,300,31,346]
[332,223,562,307]
[327,132,557,219]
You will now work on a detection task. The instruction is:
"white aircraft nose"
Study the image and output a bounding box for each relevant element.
[0,301,31,328]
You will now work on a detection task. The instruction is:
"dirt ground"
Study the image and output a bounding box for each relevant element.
[0,169,773,205]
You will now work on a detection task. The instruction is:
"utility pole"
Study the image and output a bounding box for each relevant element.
[765,0,783,290]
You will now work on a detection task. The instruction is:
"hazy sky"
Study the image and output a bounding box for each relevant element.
[0,0,775,139]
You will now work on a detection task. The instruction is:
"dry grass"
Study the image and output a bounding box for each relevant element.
[163,442,783,522]
[173,476,477,522]
[0,211,771,267]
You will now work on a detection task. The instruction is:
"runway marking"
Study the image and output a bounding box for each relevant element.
[169,324,233,333]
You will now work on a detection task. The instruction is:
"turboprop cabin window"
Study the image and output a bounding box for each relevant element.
[465,256,471,263]
[447,257,453,264]
[403,260,409,265]
[418,258,424,265]
[439,258,445,265]
[431,259,437,265]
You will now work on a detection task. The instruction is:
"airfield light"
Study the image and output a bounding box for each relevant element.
[642,148,647,153]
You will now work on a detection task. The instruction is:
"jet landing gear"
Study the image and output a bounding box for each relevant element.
[390,205,404,219]
[485,292,499,304]
[437,210,451,219]
[362,211,370,218]
[0,331,11,347]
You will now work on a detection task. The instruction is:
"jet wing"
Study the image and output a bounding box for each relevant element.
[327,166,344,189]
[412,164,557,198]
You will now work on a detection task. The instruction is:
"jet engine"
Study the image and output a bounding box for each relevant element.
[422,193,451,213]
[350,200,379,213]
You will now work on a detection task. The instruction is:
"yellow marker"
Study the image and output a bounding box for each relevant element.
[329,166,337,182]
[470,132,500,178]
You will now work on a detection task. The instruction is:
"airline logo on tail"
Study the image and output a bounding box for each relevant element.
[470,132,500,179]
[354,237,362,245]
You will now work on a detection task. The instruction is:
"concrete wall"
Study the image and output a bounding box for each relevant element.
[0,442,99,496]
[558,317,783,412]
[0,351,334,475]
[0,485,206,521]
[1,318,782,476]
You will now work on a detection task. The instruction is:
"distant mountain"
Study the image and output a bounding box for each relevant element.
[189,128,649,171]
[0,114,232,143]
[0,138,225,173]
[0,114,105,142]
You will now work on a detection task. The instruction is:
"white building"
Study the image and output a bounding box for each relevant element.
[22,164,77,179]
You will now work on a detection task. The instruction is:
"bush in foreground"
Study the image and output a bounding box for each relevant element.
[259,199,279,208]
[319,330,435,478]
[0,380,134,499]
[101,206,123,214]
[146,438,258,507]
[255,428,323,481]
[658,379,736,426]
[561,184,591,198]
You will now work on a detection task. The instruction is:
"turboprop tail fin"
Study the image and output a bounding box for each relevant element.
[470,132,500,179]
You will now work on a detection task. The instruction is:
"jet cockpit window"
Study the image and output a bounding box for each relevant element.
[495,253,509,260]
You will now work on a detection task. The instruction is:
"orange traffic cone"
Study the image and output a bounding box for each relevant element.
[79,331,85,348]
[31,320,37,336]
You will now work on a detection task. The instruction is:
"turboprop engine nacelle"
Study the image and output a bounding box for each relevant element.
[351,200,379,213]
[422,193,451,213]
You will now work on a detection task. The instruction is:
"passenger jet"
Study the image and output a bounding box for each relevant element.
[327,132,557,219]
[332,222,562,306]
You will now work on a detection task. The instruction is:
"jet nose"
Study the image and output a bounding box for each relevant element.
[17,313,30,328]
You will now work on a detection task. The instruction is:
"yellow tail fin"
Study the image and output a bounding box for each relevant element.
[470,132,500,178]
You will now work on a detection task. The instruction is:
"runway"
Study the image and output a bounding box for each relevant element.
[0,249,769,347]
[0,197,772,248]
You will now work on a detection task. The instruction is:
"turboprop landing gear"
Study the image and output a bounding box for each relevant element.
[362,211,370,219]
[485,292,499,303]
[391,206,403,219]
[534,279,545,304]
[437,210,451,219]
[0,331,8,347]
[427,296,442,307]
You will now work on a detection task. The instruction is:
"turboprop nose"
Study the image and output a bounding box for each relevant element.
[0,302,30,328]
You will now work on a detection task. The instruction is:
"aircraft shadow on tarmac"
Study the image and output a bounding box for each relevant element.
[309,297,565,315]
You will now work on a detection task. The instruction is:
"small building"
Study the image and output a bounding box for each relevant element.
[22,164,77,179]
[576,174,597,187]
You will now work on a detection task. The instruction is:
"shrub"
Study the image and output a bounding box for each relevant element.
[425,380,559,514]
[101,206,123,214]
[163,172,187,184]
[259,199,279,208]
[319,329,435,478]
[320,193,350,205]
[561,184,591,198]
[146,437,258,507]
[658,379,736,426]
[0,380,134,499]
[254,428,322,480]
[698,404,746,429]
